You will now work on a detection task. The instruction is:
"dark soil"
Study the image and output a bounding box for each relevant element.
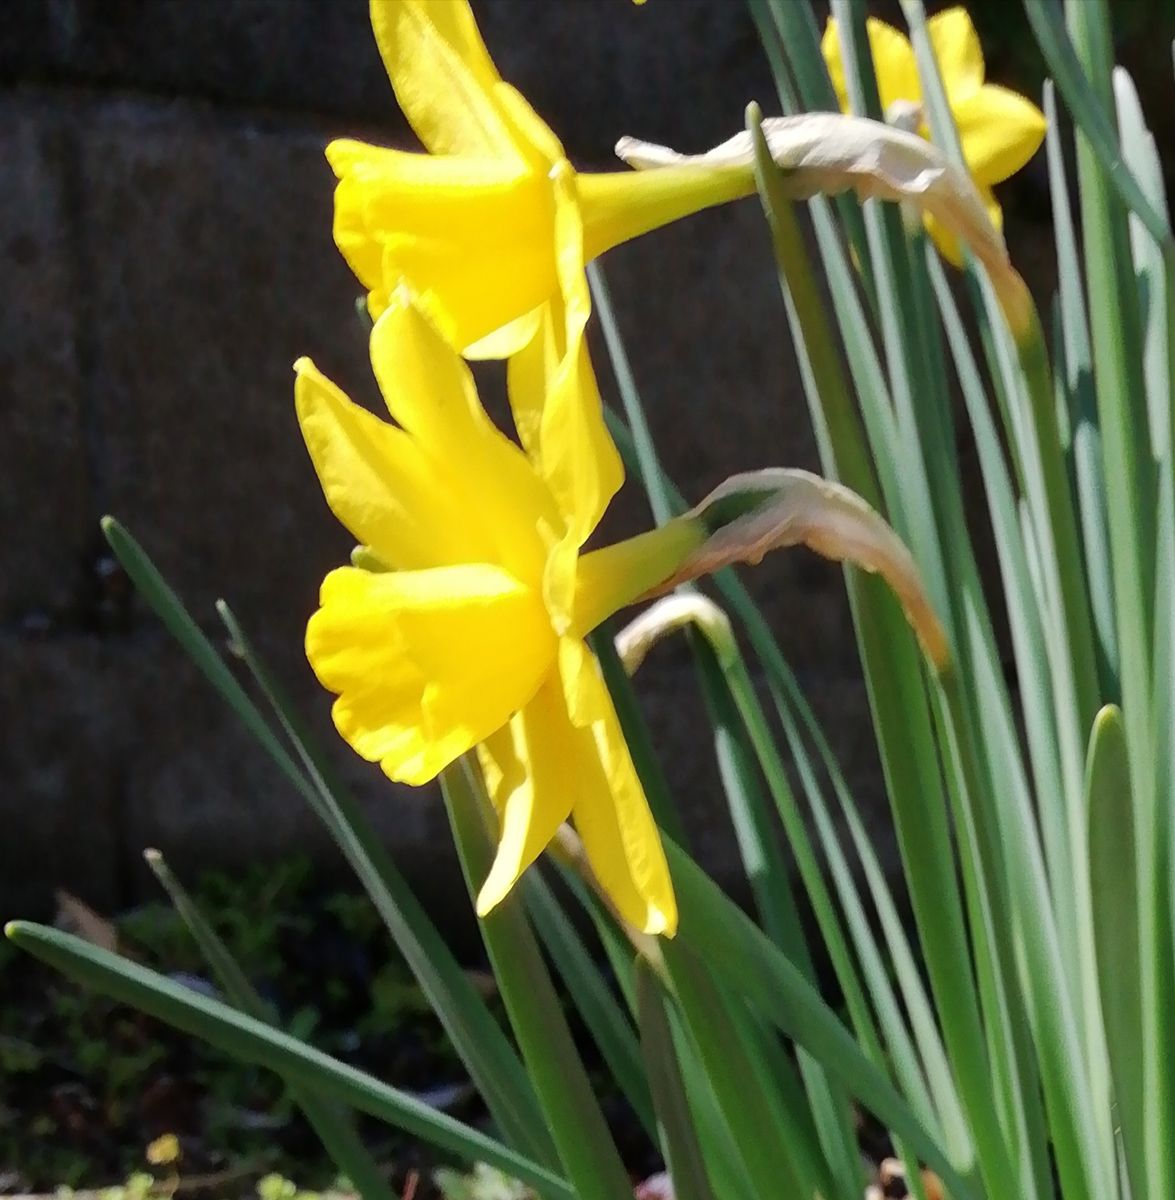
[0,857,657,1196]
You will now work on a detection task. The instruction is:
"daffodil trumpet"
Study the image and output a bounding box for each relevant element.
[297,291,944,938]
[328,0,754,358]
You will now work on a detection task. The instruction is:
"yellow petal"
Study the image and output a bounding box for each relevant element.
[294,357,485,569]
[869,18,923,113]
[368,297,561,583]
[927,7,985,100]
[327,152,386,315]
[368,0,520,160]
[952,85,1047,185]
[822,16,921,116]
[463,307,543,361]
[475,685,574,915]
[820,17,852,112]
[924,183,1003,267]
[558,636,610,728]
[307,564,555,786]
[494,81,566,172]
[578,165,754,264]
[326,138,557,349]
[567,650,677,936]
[504,304,556,462]
[536,167,624,626]
[475,654,676,936]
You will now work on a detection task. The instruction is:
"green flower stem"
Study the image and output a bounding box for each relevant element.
[441,761,635,1200]
[746,0,878,312]
[521,873,658,1142]
[591,261,860,1188]
[611,592,862,1196]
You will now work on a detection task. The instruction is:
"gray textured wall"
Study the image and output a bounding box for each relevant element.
[1,0,1068,921]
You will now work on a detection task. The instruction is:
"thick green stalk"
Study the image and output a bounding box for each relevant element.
[748,0,878,310]
[441,762,634,1200]
[591,261,862,1188]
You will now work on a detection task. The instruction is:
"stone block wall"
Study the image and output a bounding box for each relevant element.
[1,0,1080,920]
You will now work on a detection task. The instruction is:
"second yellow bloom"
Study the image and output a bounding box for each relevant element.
[330,0,753,357]
[822,7,1046,262]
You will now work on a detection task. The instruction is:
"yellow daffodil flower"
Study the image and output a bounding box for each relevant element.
[821,7,1045,263]
[328,0,753,357]
[296,264,698,934]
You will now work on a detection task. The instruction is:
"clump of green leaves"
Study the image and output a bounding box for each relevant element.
[9,2,1175,1200]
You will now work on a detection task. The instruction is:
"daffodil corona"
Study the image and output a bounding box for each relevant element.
[297,289,697,936]
[822,7,1045,263]
[330,0,753,358]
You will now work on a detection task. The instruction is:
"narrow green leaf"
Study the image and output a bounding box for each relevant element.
[1024,0,1169,241]
[102,520,548,1165]
[143,850,393,1200]
[1111,66,1173,461]
[634,960,719,1200]
[1044,80,1117,696]
[102,517,551,1165]
[658,940,812,1200]
[6,922,573,1200]
[1063,3,1167,1191]
[1086,705,1145,1198]
[664,841,976,1200]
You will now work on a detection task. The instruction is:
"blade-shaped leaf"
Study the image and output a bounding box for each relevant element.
[143,850,393,1200]
[6,922,573,1200]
